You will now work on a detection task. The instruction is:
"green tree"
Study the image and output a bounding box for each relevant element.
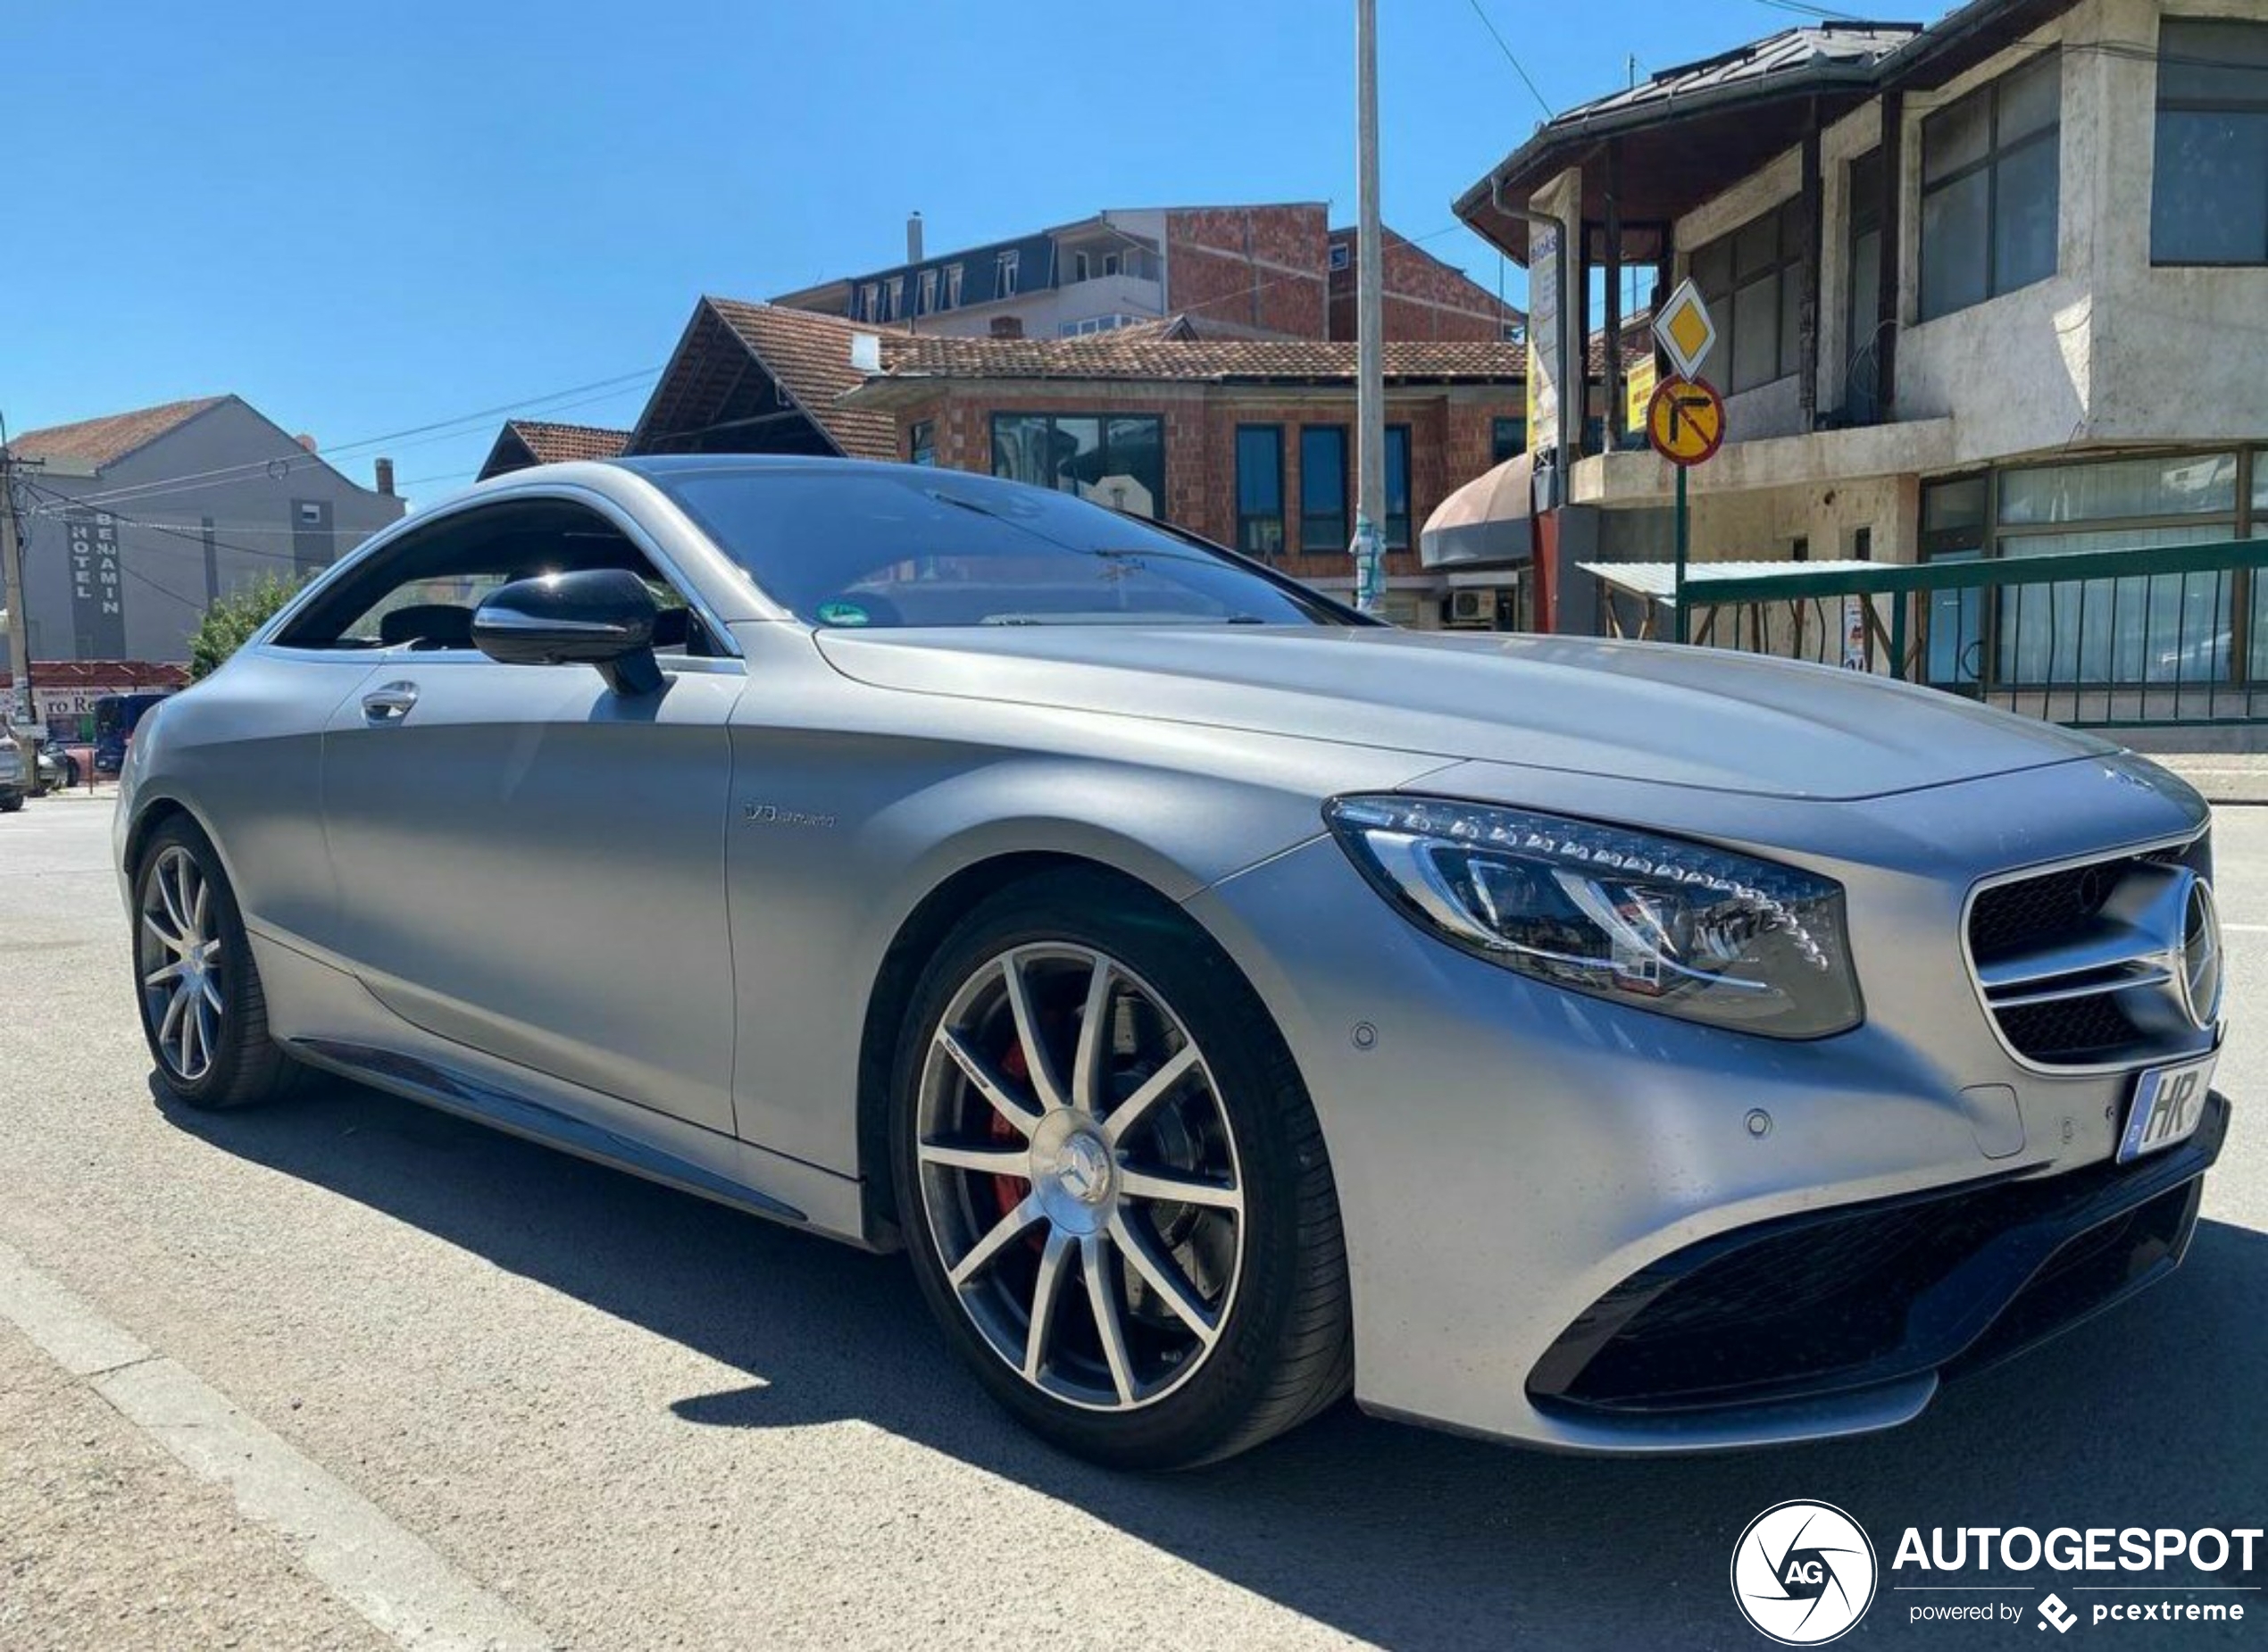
[189,572,308,681]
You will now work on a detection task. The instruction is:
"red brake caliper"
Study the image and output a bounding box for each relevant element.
[991,1039,1032,1221]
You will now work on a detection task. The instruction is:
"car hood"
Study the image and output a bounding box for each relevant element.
[813,625,2116,801]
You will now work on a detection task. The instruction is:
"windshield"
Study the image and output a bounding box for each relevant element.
[655,466,1349,629]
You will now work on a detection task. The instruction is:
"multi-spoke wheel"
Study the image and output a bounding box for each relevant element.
[130,817,297,1110]
[894,870,1351,1469]
[140,845,225,1082]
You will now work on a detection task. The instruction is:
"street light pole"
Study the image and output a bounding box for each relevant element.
[1352,0,1387,618]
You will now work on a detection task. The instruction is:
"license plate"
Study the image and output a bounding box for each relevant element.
[2117,1055,2216,1164]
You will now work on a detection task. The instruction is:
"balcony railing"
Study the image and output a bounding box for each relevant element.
[1671,537,2268,730]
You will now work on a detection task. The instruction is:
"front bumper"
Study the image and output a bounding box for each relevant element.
[1185,761,2224,1453]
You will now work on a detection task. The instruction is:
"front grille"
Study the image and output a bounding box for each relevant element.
[1994,996,2143,1063]
[1969,863,2121,963]
[1967,838,2213,1068]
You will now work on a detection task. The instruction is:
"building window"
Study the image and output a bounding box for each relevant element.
[997,250,1020,296]
[1072,251,1091,282]
[908,421,936,466]
[1689,197,1804,394]
[1385,424,1412,550]
[1847,149,1884,390]
[1059,314,1140,337]
[2152,19,2268,266]
[1491,416,1528,463]
[919,270,938,313]
[1103,252,1121,277]
[862,283,881,323]
[1920,52,2062,320]
[1299,426,1348,553]
[880,278,901,323]
[1329,242,1351,271]
[945,264,963,309]
[1235,426,1284,557]
[989,413,1163,517]
[1922,455,2255,691]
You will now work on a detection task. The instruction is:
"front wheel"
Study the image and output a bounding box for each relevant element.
[892,871,1351,1469]
[132,818,299,1110]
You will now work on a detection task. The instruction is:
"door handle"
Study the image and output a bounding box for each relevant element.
[362,682,420,724]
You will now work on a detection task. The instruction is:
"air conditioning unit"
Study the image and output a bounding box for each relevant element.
[1446,589,1494,628]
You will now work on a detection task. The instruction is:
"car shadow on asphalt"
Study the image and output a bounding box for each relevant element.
[160,1072,2264,1651]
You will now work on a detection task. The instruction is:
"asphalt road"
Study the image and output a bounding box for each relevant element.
[3,791,2264,1650]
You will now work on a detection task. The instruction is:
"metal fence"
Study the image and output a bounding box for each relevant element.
[1676,538,2268,730]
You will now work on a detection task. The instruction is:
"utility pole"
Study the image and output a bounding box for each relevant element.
[0,445,42,786]
[1352,0,1387,618]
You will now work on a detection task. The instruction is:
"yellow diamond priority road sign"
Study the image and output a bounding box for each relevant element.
[1654,278,1718,380]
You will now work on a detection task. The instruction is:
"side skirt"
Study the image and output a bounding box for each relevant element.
[288,1038,809,1228]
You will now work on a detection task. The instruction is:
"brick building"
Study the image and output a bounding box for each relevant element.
[1326,225,1524,343]
[772,202,1520,346]
[622,298,1529,628]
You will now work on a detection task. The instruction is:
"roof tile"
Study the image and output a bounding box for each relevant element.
[11,396,229,469]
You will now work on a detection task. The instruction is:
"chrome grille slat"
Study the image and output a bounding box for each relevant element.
[1964,836,2217,1072]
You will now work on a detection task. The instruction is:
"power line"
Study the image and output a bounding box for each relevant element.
[38,365,662,514]
[1463,0,1554,118]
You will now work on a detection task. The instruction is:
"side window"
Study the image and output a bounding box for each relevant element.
[275,497,713,655]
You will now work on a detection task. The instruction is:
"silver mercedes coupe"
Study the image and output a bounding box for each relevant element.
[117,456,2229,1468]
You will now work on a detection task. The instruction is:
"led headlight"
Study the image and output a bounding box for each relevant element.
[1324,796,1862,1039]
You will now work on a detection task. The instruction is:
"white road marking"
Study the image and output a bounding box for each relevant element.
[2224,923,2268,933]
[0,1238,551,1652]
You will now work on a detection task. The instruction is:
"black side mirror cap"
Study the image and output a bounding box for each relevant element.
[472,569,663,696]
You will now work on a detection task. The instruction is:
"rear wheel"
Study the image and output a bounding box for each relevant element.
[133,818,298,1110]
[892,870,1351,1468]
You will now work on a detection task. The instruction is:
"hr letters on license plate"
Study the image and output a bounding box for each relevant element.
[2118,1055,2214,1164]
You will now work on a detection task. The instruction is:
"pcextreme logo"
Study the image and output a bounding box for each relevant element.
[1731,1500,1879,1645]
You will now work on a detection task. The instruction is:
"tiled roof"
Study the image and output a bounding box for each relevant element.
[503,420,628,464]
[11,396,229,469]
[702,299,904,460]
[1555,24,1920,126]
[866,324,1526,386]
[1589,310,1657,375]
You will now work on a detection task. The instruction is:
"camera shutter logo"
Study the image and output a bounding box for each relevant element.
[1730,1500,1877,1645]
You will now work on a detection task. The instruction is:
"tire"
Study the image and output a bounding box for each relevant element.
[891,868,1351,1469]
[0,792,21,813]
[131,817,299,1111]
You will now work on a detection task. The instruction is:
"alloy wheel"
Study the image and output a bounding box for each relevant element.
[914,945,1246,1412]
[139,844,224,1083]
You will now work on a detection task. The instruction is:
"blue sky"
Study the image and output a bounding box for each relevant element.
[6,1,1905,504]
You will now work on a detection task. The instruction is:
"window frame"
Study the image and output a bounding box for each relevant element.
[266,488,738,662]
[1298,425,1350,555]
[1234,424,1285,559]
[1688,197,1806,395]
[945,264,963,309]
[1919,51,2064,321]
[997,250,1020,296]
[2151,17,2268,267]
[1491,416,1529,463]
[986,412,1166,517]
[908,420,936,466]
[918,269,938,313]
[1385,423,1413,551]
[1916,450,2261,694]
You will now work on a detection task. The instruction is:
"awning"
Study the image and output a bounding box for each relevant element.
[1420,451,1534,571]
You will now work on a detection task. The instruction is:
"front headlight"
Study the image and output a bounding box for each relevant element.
[1324,795,1862,1039]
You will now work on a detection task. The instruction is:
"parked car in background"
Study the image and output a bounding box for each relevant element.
[116,456,2230,1468]
[94,692,172,778]
[0,740,24,813]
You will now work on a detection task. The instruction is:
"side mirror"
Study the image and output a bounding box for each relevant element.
[472,569,663,696]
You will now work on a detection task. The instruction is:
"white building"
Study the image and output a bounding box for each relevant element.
[1443,0,2267,720]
